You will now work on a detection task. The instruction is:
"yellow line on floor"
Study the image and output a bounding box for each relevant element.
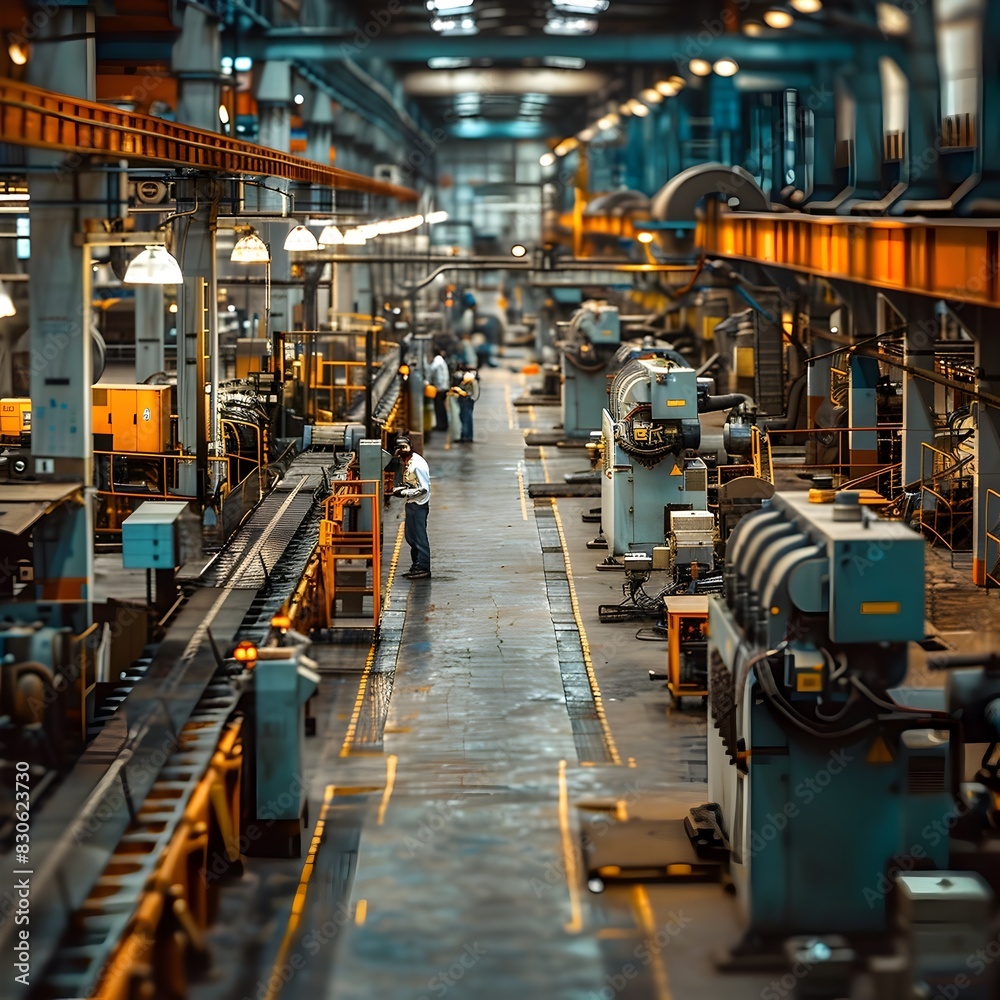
[528,405,537,423]
[632,885,673,1000]
[549,499,622,765]
[376,754,398,825]
[516,462,529,521]
[557,759,584,933]
[340,520,405,756]
[264,784,336,1000]
[504,382,515,429]
[539,445,551,484]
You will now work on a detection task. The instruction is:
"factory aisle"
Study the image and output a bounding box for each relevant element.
[316,374,608,998]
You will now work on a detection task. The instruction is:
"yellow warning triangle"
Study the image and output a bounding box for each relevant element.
[669,462,682,476]
[867,736,894,764]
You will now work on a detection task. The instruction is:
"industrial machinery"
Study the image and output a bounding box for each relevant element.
[660,595,709,705]
[701,491,955,947]
[600,357,748,560]
[558,300,621,439]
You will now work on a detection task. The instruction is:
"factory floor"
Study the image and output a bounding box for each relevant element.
[140,362,998,1000]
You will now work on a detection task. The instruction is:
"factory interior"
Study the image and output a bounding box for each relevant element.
[3,0,1000,997]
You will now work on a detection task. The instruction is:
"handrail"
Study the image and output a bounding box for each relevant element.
[0,77,418,201]
[986,489,1000,590]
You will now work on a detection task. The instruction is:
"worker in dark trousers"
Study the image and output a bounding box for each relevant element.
[428,348,451,433]
[449,371,479,443]
[391,437,432,579]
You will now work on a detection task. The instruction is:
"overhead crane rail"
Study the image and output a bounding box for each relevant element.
[702,211,1000,310]
[0,77,418,201]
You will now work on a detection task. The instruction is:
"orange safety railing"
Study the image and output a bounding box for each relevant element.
[918,441,974,561]
[286,479,383,635]
[986,489,1000,590]
[0,78,417,200]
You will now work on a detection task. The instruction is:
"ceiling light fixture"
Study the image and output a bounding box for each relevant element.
[713,58,739,77]
[544,16,598,34]
[218,104,230,125]
[763,8,795,28]
[293,93,305,105]
[630,99,650,116]
[510,244,528,258]
[742,20,764,35]
[342,229,367,246]
[554,137,578,156]
[577,127,596,142]
[426,211,449,224]
[0,280,15,318]
[637,232,654,244]
[7,40,29,66]
[123,245,184,285]
[655,80,678,97]
[539,152,556,167]
[791,0,822,11]
[689,58,712,77]
[230,231,270,263]
[318,224,344,246]
[640,88,663,104]
[283,225,318,251]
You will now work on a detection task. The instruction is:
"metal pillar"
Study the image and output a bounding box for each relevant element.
[174,180,217,500]
[973,335,1000,586]
[255,63,299,346]
[134,286,165,382]
[172,11,222,500]
[848,353,879,479]
[901,316,937,502]
[25,7,100,619]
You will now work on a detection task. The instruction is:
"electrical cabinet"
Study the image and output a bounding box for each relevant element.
[92,384,171,454]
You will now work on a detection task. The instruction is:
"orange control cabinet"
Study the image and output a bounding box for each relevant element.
[0,398,31,443]
[92,384,172,453]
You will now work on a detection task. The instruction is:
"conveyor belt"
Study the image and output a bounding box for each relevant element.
[4,449,343,997]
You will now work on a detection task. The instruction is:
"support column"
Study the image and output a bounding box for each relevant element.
[848,353,879,479]
[174,180,216,499]
[134,285,165,382]
[973,335,1000,586]
[255,62,299,341]
[901,315,937,501]
[25,6,100,619]
[172,8,221,500]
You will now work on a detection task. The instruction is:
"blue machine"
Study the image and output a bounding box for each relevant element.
[705,491,952,938]
[601,357,706,556]
[121,500,189,569]
[252,646,319,856]
[559,301,621,439]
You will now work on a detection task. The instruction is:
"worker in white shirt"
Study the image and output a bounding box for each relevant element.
[428,348,452,434]
[391,437,432,579]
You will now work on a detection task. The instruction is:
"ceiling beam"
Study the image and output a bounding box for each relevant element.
[234,31,885,64]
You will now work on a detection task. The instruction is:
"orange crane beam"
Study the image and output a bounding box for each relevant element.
[701,211,1000,310]
[0,77,417,201]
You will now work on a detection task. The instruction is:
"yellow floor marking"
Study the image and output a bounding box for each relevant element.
[528,405,537,423]
[558,759,584,933]
[540,446,551,484]
[263,785,336,1000]
[632,885,674,1000]
[517,462,529,521]
[376,754,398,825]
[549,499,622,765]
[340,521,404,756]
[354,899,368,926]
[628,756,637,768]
